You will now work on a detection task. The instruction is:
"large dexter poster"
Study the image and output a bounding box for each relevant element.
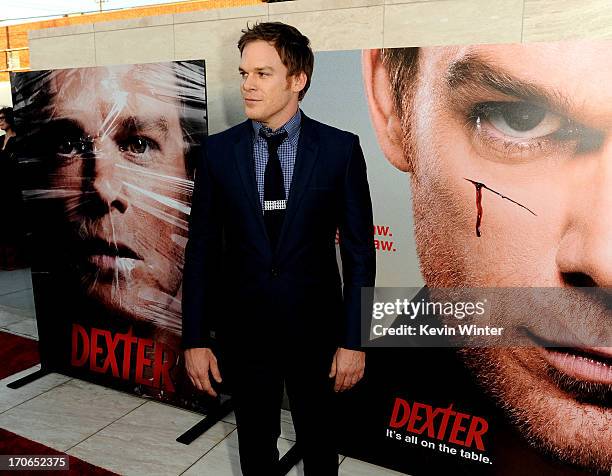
[10,61,211,412]
[302,44,611,476]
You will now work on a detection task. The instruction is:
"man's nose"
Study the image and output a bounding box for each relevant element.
[242,73,257,92]
[90,139,129,214]
[556,139,612,287]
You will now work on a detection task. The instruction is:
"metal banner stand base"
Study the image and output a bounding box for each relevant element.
[177,397,234,445]
[7,367,51,389]
[177,397,302,475]
[278,443,301,475]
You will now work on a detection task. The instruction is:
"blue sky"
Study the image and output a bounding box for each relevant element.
[0,0,180,25]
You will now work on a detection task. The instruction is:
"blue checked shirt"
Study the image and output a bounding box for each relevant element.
[252,109,301,209]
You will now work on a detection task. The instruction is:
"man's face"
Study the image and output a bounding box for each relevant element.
[239,40,302,129]
[365,43,611,471]
[43,65,189,329]
[0,114,8,131]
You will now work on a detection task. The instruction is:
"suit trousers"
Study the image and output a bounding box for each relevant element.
[222,342,339,476]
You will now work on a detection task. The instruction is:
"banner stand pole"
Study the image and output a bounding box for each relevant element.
[177,397,234,445]
[7,367,51,389]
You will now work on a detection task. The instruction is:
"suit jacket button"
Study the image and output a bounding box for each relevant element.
[271,268,279,277]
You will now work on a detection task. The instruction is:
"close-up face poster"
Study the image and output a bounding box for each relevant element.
[7,38,610,476]
[10,60,210,411]
[302,41,611,476]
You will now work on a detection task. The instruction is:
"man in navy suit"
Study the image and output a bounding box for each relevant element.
[182,22,375,475]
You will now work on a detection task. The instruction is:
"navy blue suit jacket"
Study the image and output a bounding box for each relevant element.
[182,113,375,351]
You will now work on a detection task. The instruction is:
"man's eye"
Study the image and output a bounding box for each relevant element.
[119,136,149,154]
[474,102,564,139]
[57,137,93,155]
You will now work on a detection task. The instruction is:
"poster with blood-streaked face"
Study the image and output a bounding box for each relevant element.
[303,43,611,476]
[10,61,211,411]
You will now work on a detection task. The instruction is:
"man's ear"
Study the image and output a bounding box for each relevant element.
[362,49,411,173]
[291,71,307,95]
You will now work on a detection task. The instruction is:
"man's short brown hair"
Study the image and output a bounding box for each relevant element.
[380,48,420,171]
[238,22,314,101]
[380,48,420,121]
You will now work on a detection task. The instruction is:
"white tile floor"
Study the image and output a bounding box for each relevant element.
[0,268,407,475]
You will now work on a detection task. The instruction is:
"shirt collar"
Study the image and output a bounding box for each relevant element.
[252,108,301,147]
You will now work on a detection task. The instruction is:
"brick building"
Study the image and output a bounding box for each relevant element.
[0,0,261,104]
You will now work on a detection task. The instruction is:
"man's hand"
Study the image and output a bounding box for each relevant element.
[329,347,365,392]
[185,347,222,397]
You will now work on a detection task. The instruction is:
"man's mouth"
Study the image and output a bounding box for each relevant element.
[79,238,143,270]
[540,347,612,385]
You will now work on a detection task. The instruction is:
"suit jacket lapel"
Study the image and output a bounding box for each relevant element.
[234,120,267,237]
[276,114,319,253]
